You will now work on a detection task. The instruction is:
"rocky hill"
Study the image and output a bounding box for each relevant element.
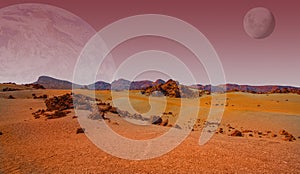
[34,76,80,89]
[190,84,300,94]
[141,79,198,98]
[30,76,300,95]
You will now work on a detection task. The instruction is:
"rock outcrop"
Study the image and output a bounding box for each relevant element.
[141,79,198,98]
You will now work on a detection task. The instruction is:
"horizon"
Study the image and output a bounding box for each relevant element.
[2,75,300,88]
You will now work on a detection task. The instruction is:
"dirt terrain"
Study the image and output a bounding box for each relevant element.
[1,89,300,173]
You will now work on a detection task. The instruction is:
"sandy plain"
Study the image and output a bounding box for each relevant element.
[0,89,300,173]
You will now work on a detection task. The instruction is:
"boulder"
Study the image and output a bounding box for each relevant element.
[8,95,15,99]
[150,115,162,125]
[218,128,224,134]
[76,128,85,134]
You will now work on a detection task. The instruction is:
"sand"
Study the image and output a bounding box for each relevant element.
[1,89,300,173]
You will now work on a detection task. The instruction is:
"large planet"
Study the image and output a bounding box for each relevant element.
[243,7,275,39]
[0,3,116,84]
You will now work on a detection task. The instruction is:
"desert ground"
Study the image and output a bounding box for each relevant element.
[1,88,300,173]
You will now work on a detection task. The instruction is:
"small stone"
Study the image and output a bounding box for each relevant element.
[279,129,288,135]
[8,95,15,99]
[76,128,85,134]
[230,130,243,137]
[242,130,253,133]
[174,124,182,129]
[271,133,277,137]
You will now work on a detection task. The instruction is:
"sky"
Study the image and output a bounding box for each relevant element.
[0,0,299,86]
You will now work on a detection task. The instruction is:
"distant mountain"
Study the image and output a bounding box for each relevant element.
[110,79,154,90]
[87,81,111,90]
[130,80,153,90]
[35,76,110,90]
[33,75,300,95]
[111,79,131,91]
[34,76,79,89]
[190,84,300,94]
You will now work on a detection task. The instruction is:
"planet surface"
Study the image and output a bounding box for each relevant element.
[243,7,275,39]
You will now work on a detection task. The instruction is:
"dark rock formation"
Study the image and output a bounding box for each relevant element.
[141,79,197,98]
[76,128,85,134]
[230,130,243,137]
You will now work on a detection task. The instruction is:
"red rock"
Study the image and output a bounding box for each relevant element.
[230,130,243,137]
[76,128,85,134]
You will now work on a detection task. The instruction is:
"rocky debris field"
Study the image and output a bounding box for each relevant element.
[32,93,91,119]
[31,93,299,143]
[187,118,298,142]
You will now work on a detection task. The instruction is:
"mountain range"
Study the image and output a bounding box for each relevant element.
[33,76,300,94]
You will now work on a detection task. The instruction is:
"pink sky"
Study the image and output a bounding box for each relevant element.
[0,0,299,86]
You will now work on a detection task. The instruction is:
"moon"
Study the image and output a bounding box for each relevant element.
[243,7,275,39]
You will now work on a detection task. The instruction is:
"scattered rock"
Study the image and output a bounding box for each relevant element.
[174,124,182,129]
[3,87,20,92]
[8,95,15,99]
[45,93,73,111]
[160,118,169,126]
[25,84,45,89]
[282,135,296,142]
[72,116,78,119]
[109,107,118,114]
[117,110,130,117]
[76,128,85,134]
[230,130,243,137]
[242,130,253,133]
[88,110,106,120]
[218,128,224,134]
[249,134,253,137]
[46,110,69,119]
[279,129,288,135]
[33,94,48,99]
[150,115,162,125]
[98,103,112,112]
[271,133,277,137]
[279,129,296,141]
